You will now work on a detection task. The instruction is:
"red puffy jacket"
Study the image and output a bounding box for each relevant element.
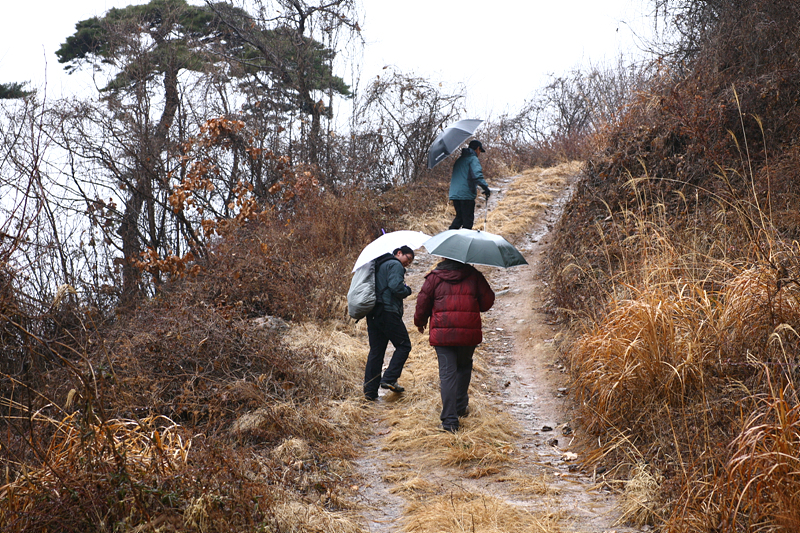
[414,262,495,346]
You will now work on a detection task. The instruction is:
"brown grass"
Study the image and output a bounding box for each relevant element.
[615,462,664,527]
[721,377,800,531]
[402,491,563,533]
[552,170,800,530]
[485,162,580,240]
[374,331,518,469]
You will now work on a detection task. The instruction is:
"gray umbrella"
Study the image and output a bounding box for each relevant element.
[422,229,528,268]
[427,119,483,169]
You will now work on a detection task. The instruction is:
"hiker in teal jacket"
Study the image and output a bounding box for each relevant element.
[448,139,490,230]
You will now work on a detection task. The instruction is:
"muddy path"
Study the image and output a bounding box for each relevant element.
[353,169,644,533]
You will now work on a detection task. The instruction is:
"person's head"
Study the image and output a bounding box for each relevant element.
[393,245,415,267]
[468,140,485,155]
[437,258,466,270]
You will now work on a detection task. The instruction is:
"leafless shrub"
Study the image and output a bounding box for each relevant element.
[352,68,464,187]
[485,57,651,169]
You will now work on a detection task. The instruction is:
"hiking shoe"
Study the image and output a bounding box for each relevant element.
[457,407,470,418]
[364,393,378,401]
[439,425,458,433]
[380,381,405,393]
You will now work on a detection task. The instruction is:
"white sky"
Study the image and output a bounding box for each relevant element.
[1,0,655,118]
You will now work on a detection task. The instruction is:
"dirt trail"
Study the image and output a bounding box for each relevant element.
[354,170,644,533]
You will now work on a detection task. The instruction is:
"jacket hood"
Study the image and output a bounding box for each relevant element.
[428,263,475,282]
[459,147,475,157]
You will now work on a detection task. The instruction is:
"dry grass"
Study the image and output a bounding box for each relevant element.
[506,474,561,497]
[0,413,191,530]
[0,413,190,494]
[719,376,800,531]
[615,462,664,527]
[569,280,719,433]
[271,501,364,533]
[486,162,580,240]
[388,474,440,499]
[281,321,369,395]
[376,330,518,469]
[557,174,800,530]
[718,261,800,365]
[402,491,563,533]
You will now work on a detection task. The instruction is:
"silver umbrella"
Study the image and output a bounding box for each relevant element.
[427,119,483,169]
[422,229,528,268]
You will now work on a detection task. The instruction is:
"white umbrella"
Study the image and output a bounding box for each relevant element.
[427,119,483,169]
[352,230,431,272]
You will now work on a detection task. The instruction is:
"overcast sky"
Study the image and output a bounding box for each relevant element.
[1,0,655,118]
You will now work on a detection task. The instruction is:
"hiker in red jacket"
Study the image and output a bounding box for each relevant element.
[414,259,495,432]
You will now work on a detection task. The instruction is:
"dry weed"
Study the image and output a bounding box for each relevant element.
[718,261,800,366]
[272,501,364,533]
[388,475,440,499]
[0,414,191,530]
[722,377,800,531]
[402,491,562,533]
[377,338,517,469]
[569,282,717,433]
[487,162,580,240]
[615,462,664,527]
[281,321,368,396]
[506,474,560,496]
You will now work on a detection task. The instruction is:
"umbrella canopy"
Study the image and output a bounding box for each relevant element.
[352,230,431,272]
[423,229,528,268]
[427,119,483,169]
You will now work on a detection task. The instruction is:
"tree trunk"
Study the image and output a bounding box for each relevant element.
[118,66,181,307]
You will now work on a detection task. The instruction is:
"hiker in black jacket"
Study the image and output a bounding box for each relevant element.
[363,246,415,400]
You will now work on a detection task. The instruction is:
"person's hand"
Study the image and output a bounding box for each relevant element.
[483,189,491,199]
[417,326,425,333]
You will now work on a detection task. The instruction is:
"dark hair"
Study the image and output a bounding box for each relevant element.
[468,140,485,153]
[394,245,415,258]
[436,258,465,270]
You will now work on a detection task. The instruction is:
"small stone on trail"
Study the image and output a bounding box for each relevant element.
[542,425,553,432]
[504,381,511,388]
[547,438,559,447]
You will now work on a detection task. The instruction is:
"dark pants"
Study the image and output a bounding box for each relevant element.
[364,311,411,396]
[449,199,476,230]
[435,345,475,430]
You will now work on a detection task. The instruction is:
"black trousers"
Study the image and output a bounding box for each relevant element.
[435,345,475,430]
[449,199,476,230]
[364,311,411,396]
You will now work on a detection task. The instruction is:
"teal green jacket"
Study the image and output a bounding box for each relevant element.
[375,254,412,316]
[448,148,489,201]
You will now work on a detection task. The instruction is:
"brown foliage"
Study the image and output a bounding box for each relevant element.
[547,1,800,530]
[0,148,452,530]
